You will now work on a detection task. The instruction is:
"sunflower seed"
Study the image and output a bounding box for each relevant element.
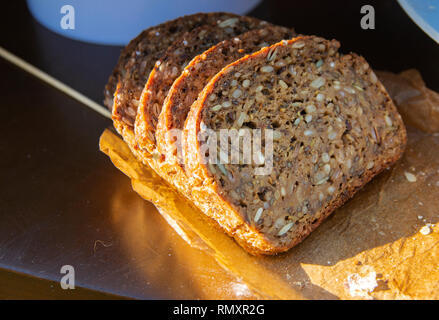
[278,222,294,236]
[222,101,232,108]
[218,17,239,28]
[316,93,325,102]
[385,115,393,127]
[279,80,288,89]
[305,104,316,113]
[310,77,326,89]
[267,47,278,61]
[232,89,242,98]
[292,41,305,48]
[261,65,274,73]
[254,208,263,223]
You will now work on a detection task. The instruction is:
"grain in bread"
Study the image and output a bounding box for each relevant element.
[183,36,407,254]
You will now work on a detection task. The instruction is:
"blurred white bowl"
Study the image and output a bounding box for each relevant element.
[27,0,262,46]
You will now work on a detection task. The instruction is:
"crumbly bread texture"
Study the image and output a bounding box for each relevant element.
[155,26,296,195]
[135,16,270,155]
[184,36,407,254]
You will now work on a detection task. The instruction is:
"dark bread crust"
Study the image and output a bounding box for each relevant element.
[135,16,270,155]
[183,36,407,255]
[154,26,295,196]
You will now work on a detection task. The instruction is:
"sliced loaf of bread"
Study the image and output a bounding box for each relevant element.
[184,36,407,254]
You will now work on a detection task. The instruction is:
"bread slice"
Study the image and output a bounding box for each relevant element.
[135,16,270,155]
[184,36,407,254]
[104,12,238,111]
[155,26,296,195]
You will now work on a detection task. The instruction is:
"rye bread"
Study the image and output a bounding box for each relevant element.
[154,26,296,195]
[135,16,271,155]
[184,36,407,254]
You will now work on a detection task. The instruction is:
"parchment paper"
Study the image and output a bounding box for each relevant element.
[100,69,439,300]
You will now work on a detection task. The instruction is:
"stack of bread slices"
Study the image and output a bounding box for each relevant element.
[105,12,406,255]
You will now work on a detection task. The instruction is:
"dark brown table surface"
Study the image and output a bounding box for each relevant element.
[1,0,438,299]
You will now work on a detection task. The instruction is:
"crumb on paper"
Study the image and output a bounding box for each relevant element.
[420,225,432,235]
[404,171,417,182]
[231,282,252,297]
[345,271,378,299]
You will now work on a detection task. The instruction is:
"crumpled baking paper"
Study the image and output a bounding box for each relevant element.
[100,69,439,300]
